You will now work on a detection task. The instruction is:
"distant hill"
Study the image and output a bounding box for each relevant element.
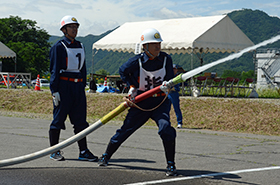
[229,9,280,46]
[49,9,280,76]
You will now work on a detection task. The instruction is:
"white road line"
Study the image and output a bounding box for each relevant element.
[125,166,280,185]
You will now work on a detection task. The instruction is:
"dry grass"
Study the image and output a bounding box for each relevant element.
[177,98,280,135]
[0,89,279,136]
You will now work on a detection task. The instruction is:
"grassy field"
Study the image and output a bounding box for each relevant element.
[0,89,279,136]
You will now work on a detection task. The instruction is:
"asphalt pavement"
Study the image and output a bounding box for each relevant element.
[0,116,280,185]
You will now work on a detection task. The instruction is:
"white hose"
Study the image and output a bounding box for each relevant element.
[0,120,103,167]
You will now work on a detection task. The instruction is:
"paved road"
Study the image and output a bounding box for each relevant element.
[0,116,280,185]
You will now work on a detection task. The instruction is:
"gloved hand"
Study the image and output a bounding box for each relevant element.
[128,86,137,99]
[160,81,171,94]
[52,92,60,106]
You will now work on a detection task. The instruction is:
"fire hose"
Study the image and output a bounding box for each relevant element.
[1,34,279,167]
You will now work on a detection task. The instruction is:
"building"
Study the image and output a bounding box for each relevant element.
[256,48,280,89]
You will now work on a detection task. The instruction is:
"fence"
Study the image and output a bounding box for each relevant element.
[0,72,32,89]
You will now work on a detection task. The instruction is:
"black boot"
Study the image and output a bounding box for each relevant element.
[166,161,177,176]
[163,140,177,176]
[49,129,65,161]
[74,127,88,152]
[49,129,60,147]
[163,140,176,162]
[98,142,121,166]
[74,128,98,162]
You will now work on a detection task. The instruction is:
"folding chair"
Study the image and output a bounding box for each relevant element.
[231,78,240,97]
[194,76,208,95]
[207,77,223,96]
[181,79,192,96]
[224,77,235,97]
[237,78,254,97]
[214,78,226,96]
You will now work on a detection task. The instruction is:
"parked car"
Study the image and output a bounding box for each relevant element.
[31,78,50,87]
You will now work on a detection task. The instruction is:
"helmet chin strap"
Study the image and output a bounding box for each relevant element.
[65,33,75,41]
[64,28,75,41]
[143,45,155,58]
[143,43,159,58]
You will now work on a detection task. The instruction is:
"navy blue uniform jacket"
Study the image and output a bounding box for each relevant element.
[119,52,174,93]
[49,36,87,94]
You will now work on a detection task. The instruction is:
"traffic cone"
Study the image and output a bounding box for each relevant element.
[34,74,41,91]
[103,77,107,86]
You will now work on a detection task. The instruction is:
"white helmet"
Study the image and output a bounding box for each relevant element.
[140,28,163,45]
[60,15,79,30]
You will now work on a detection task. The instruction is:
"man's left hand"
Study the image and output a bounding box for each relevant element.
[160,81,171,94]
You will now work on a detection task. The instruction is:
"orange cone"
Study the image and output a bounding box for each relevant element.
[34,74,41,91]
[103,77,107,86]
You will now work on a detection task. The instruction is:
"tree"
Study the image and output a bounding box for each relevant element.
[221,70,242,78]
[0,16,50,78]
[240,70,255,82]
[96,68,110,76]
[221,69,255,83]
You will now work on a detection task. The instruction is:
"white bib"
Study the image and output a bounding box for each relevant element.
[138,57,166,91]
[61,42,85,73]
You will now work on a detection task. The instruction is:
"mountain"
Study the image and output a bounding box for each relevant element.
[229,9,280,46]
[175,9,280,75]
[49,9,280,76]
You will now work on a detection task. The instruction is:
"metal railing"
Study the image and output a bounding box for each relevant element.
[0,72,33,89]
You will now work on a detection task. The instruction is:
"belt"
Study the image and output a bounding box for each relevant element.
[152,92,166,97]
[60,76,83,83]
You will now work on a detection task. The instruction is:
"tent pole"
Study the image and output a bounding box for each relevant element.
[92,49,98,74]
[14,57,16,72]
[191,51,193,70]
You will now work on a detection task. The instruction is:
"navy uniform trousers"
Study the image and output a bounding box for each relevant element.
[49,78,88,151]
[106,96,176,163]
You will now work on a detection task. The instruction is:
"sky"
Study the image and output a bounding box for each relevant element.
[1,0,280,36]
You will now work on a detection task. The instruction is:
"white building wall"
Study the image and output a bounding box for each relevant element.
[256,49,280,89]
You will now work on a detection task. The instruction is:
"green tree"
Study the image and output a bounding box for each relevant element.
[96,68,110,76]
[221,69,255,83]
[0,16,50,78]
[221,70,242,78]
[240,70,255,82]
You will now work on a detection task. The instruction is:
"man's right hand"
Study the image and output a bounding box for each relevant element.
[52,92,60,106]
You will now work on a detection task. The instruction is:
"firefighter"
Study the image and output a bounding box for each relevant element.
[168,64,183,128]
[98,28,177,176]
[49,15,98,162]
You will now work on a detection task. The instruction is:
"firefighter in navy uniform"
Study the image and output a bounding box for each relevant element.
[98,28,177,176]
[168,64,183,129]
[49,15,98,162]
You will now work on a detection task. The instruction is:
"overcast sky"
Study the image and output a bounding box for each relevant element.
[1,0,280,36]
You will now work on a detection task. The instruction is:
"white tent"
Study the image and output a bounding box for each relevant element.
[92,15,254,55]
[0,41,16,59]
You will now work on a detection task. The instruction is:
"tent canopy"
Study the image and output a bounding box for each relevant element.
[92,15,254,55]
[0,41,16,59]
